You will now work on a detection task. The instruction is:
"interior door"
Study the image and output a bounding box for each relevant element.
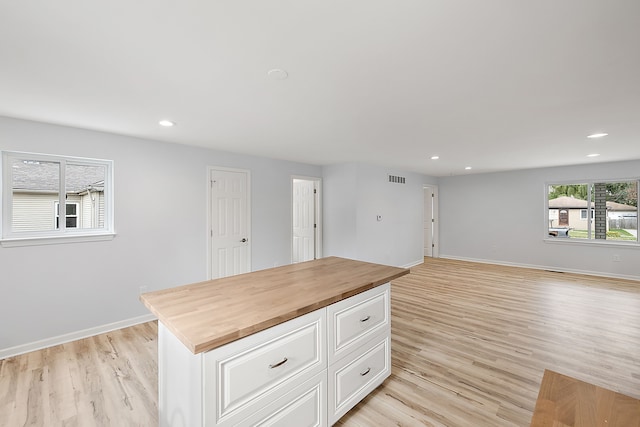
[210,169,250,278]
[424,186,438,258]
[424,187,433,257]
[292,178,316,263]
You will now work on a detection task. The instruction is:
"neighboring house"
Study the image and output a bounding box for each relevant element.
[548,196,637,230]
[607,200,639,230]
[10,161,105,232]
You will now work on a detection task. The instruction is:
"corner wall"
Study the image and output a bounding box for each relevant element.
[323,163,436,268]
[437,160,640,280]
[0,116,322,356]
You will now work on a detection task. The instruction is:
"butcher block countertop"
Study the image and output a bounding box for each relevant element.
[140,256,410,354]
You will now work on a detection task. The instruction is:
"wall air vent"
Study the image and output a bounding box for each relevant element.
[388,175,406,184]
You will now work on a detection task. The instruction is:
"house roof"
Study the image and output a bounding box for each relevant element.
[11,161,105,193]
[548,196,588,209]
[607,201,638,211]
[548,196,636,211]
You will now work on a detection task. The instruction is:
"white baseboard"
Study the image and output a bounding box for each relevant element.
[402,259,424,269]
[0,313,157,360]
[439,254,640,282]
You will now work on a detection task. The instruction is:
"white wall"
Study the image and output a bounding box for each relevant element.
[7,114,635,357]
[323,163,434,268]
[0,116,321,355]
[322,164,358,259]
[437,160,640,280]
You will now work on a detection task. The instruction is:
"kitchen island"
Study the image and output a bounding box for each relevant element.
[141,256,409,427]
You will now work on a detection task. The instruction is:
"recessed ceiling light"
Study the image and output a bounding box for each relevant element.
[431,156,439,160]
[587,133,608,138]
[587,153,600,157]
[159,120,175,127]
[267,69,289,80]
[465,166,472,170]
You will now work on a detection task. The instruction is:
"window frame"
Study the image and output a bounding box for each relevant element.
[579,209,594,220]
[1,151,115,247]
[544,178,639,247]
[54,201,80,229]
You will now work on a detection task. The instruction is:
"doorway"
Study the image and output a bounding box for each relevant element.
[292,177,322,263]
[424,185,439,258]
[208,167,251,279]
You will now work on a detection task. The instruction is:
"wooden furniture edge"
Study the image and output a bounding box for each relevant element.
[193,274,408,354]
[140,261,409,354]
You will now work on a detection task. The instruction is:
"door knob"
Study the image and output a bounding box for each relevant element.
[241,238,247,243]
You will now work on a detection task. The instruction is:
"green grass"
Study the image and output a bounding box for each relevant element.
[568,229,588,239]
[568,228,636,241]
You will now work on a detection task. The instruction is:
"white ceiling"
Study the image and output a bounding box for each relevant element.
[1,0,639,176]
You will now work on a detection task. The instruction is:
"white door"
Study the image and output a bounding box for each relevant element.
[424,186,438,257]
[210,169,250,278]
[292,178,319,263]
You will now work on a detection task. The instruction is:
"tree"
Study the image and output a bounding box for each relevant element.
[606,182,638,207]
[549,182,638,206]
[548,184,588,200]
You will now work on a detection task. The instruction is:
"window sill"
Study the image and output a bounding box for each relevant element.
[0,232,116,248]
[544,237,638,248]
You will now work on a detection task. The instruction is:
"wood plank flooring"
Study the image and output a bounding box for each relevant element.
[337,258,640,426]
[529,370,640,427]
[1,258,639,426]
[0,322,158,427]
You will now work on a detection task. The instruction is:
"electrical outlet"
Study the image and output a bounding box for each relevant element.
[612,254,621,262]
[139,285,148,295]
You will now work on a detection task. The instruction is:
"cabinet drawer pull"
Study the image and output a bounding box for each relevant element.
[360,315,371,322]
[268,357,288,369]
[360,367,371,376]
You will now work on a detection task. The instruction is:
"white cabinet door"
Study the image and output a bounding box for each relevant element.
[328,335,391,424]
[204,310,326,426]
[327,283,390,364]
[238,372,327,427]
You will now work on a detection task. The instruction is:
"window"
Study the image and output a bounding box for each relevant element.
[547,180,639,243]
[54,202,79,229]
[1,151,114,246]
[580,209,594,220]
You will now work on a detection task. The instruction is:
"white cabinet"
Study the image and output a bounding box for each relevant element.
[158,283,391,427]
[326,284,391,424]
[204,310,326,426]
[328,335,390,424]
[237,372,327,427]
[327,283,390,364]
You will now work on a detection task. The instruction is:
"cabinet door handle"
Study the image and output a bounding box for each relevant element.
[269,357,288,369]
[360,367,371,376]
[360,315,371,322]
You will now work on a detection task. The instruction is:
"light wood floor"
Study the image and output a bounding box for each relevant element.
[0,322,158,427]
[2,258,639,426]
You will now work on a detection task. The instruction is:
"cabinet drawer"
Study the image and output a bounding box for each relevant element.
[327,283,390,363]
[204,310,326,426]
[237,372,326,427]
[328,334,391,424]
